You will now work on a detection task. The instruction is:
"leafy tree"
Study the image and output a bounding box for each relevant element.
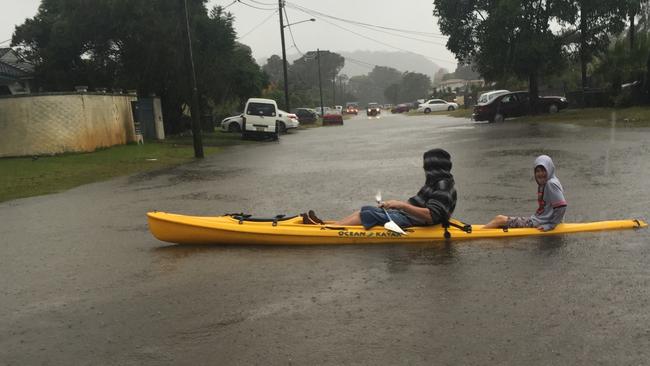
[12,0,265,132]
[384,83,401,104]
[434,0,571,112]
[347,74,373,105]
[264,50,345,108]
[342,65,401,104]
[561,1,633,90]
[398,72,431,101]
[262,55,284,86]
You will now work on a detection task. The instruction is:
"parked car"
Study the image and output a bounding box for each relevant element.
[344,102,359,115]
[472,91,569,122]
[322,112,344,126]
[314,106,332,117]
[222,109,298,133]
[242,98,279,139]
[477,89,510,104]
[294,108,318,124]
[417,99,459,113]
[221,113,243,133]
[367,102,381,116]
[391,103,411,113]
[278,110,300,131]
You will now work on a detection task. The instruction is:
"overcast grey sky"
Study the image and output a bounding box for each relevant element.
[1,0,457,69]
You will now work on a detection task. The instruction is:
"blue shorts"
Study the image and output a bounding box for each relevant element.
[359,206,413,230]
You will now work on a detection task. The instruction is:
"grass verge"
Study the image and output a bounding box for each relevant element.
[0,131,245,203]
[408,105,650,126]
[406,108,473,118]
[525,107,650,126]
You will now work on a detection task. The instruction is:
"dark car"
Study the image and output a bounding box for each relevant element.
[344,102,359,115]
[390,103,411,113]
[472,91,568,122]
[366,103,381,116]
[294,108,318,124]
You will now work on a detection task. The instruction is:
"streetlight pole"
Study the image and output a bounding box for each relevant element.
[277,0,290,111]
[277,1,314,111]
[317,49,324,118]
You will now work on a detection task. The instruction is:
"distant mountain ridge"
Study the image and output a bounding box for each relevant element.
[258,50,447,79]
[338,51,443,79]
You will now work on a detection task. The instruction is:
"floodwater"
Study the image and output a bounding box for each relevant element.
[1,112,649,365]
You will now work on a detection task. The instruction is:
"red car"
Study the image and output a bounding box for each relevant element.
[391,103,411,113]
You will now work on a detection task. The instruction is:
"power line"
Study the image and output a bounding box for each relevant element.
[239,9,278,39]
[283,7,304,56]
[286,2,448,39]
[286,7,455,66]
[221,0,237,9]
[246,0,276,6]
[236,0,275,11]
[0,38,11,45]
[344,56,376,70]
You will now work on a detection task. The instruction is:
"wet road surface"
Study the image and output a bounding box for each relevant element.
[1,111,649,365]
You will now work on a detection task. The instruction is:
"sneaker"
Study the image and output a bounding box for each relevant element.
[308,210,324,224]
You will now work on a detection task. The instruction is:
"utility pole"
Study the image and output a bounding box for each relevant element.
[278,0,290,111]
[332,73,336,106]
[317,49,324,118]
[182,0,203,158]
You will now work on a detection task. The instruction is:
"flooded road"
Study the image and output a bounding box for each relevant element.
[1,112,649,365]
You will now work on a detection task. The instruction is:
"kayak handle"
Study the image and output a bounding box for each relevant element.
[322,226,347,230]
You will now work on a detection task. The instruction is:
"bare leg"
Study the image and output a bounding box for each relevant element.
[334,211,362,226]
[483,215,508,229]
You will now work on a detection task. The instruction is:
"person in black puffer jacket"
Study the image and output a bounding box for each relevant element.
[407,148,457,225]
[325,148,457,229]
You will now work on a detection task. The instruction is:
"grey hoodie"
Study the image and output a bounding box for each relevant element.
[530,155,567,231]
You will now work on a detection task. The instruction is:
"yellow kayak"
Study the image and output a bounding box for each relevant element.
[147,211,647,245]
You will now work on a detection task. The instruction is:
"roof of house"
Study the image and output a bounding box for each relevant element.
[0,48,34,79]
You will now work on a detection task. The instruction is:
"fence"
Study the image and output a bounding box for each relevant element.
[0,93,138,157]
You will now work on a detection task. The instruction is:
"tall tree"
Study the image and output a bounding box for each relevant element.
[399,72,431,101]
[12,0,265,132]
[262,55,284,86]
[562,1,631,90]
[434,0,570,112]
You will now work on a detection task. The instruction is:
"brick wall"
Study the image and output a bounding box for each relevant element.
[0,93,137,157]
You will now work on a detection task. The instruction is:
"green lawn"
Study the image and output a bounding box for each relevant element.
[525,107,650,126]
[407,106,650,126]
[406,108,473,118]
[0,131,245,203]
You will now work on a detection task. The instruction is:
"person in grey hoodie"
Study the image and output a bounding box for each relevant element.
[484,155,567,231]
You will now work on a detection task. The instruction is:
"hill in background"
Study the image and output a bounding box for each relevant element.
[338,50,443,79]
[260,50,447,79]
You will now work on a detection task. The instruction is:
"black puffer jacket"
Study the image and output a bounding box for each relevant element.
[408,148,457,225]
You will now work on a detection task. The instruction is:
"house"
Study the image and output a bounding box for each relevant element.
[0,48,34,95]
[435,78,485,93]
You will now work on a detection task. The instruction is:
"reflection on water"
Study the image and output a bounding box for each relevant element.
[534,235,568,254]
[384,242,458,273]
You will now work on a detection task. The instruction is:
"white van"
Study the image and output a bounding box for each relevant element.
[242,98,280,140]
[477,90,510,105]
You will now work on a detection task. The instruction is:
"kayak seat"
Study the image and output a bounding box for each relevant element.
[226,213,299,226]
